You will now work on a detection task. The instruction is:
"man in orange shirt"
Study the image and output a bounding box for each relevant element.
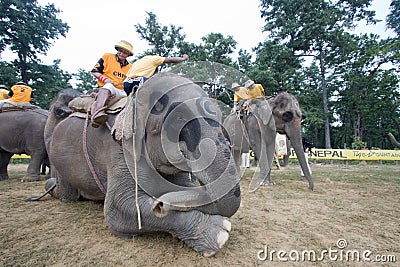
[8,82,33,103]
[90,40,133,128]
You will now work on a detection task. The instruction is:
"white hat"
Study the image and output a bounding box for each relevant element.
[244,80,255,89]
[115,40,133,56]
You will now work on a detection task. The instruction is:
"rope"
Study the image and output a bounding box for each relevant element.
[133,96,142,230]
[121,96,142,230]
[83,112,106,194]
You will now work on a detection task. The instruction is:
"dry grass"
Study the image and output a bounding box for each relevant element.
[1,162,399,266]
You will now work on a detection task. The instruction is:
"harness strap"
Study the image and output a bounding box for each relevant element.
[83,112,106,194]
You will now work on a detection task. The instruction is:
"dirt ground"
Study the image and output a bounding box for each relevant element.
[0,162,399,266]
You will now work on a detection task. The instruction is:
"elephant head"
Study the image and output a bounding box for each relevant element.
[114,72,241,217]
[268,92,314,190]
[223,98,276,192]
[44,88,82,151]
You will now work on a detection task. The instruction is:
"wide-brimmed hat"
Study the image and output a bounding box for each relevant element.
[231,82,240,89]
[244,80,255,89]
[115,40,133,56]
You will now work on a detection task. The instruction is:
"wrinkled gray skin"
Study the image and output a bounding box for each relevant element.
[223,98,276,191]
[44,73,241,257]
[268,92,314,190]
[388,133,400,148]
[0,108,49,181]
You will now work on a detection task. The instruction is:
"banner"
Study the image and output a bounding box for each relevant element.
[11,154,30,159]
[286,148,400,161]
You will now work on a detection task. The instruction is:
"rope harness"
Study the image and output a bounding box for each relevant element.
[83,112,107,194]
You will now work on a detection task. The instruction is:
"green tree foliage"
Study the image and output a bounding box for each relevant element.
[135,11,186,59]
[0,0,69,83]
[385,0,400,68]
[28,60,71,108]
[332,33,400,148]
[248,40,302,95]
[299,62,326,147]
[74,68,97,94]
[0,61,19,87]
[135,13,240,107]
[387,0,400,35]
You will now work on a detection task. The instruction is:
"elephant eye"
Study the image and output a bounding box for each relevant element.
[150,94,169,115]
[154,102,164,112]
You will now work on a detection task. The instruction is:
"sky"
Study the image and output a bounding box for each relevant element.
[1,0,395,74]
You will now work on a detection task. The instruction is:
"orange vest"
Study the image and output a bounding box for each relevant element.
[92,53,131,90]
[10,84,32,103]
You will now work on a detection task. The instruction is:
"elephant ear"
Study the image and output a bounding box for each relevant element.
[249,99,275,128]
[112,95,135,144]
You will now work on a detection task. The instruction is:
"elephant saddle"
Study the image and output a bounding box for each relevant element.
[0,102,41,113]
[68,94,128,119]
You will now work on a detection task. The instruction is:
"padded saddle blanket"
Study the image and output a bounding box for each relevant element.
[0,102,41,113]
[68,95,128,119]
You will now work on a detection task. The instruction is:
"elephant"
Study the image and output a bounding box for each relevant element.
[267,91,314,190]
[388,133,400,148]
[223,98,277,192]
[0,104,49,181]
[44,72,241,257]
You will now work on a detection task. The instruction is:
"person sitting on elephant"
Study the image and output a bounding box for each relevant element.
[232,82,249,111]
[0,85,9,100]
[90,40,133,128]
[123,54,189,96]
[7,81,34,103]
[244,79,265,99]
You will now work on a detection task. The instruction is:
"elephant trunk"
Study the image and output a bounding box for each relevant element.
[286,122,314,190]
[152,190,212,218]
[388,133,400,148]
[188,154,241,217]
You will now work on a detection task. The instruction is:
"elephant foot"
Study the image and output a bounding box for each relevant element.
[0,173,9,181]
[182,214,231,257]
[262,179,276,186]
[21,174,40,182]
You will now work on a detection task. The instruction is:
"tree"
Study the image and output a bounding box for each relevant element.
[249,39,302,94]
[0,0,69,82]
[387,0,400,35]
[135,11,186,59]
[259,0,377,148]
[135,12,240,106]
[0,61,19,87]
[74,68,97,94]
[28,60,71,108]
[385,0,400,67]
[332,33,400,148]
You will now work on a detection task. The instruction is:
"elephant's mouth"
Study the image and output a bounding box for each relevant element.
[154,141,188,175]
[282,111,293,122]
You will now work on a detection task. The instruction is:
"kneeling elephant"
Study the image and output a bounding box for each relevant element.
[45,72,241,257]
